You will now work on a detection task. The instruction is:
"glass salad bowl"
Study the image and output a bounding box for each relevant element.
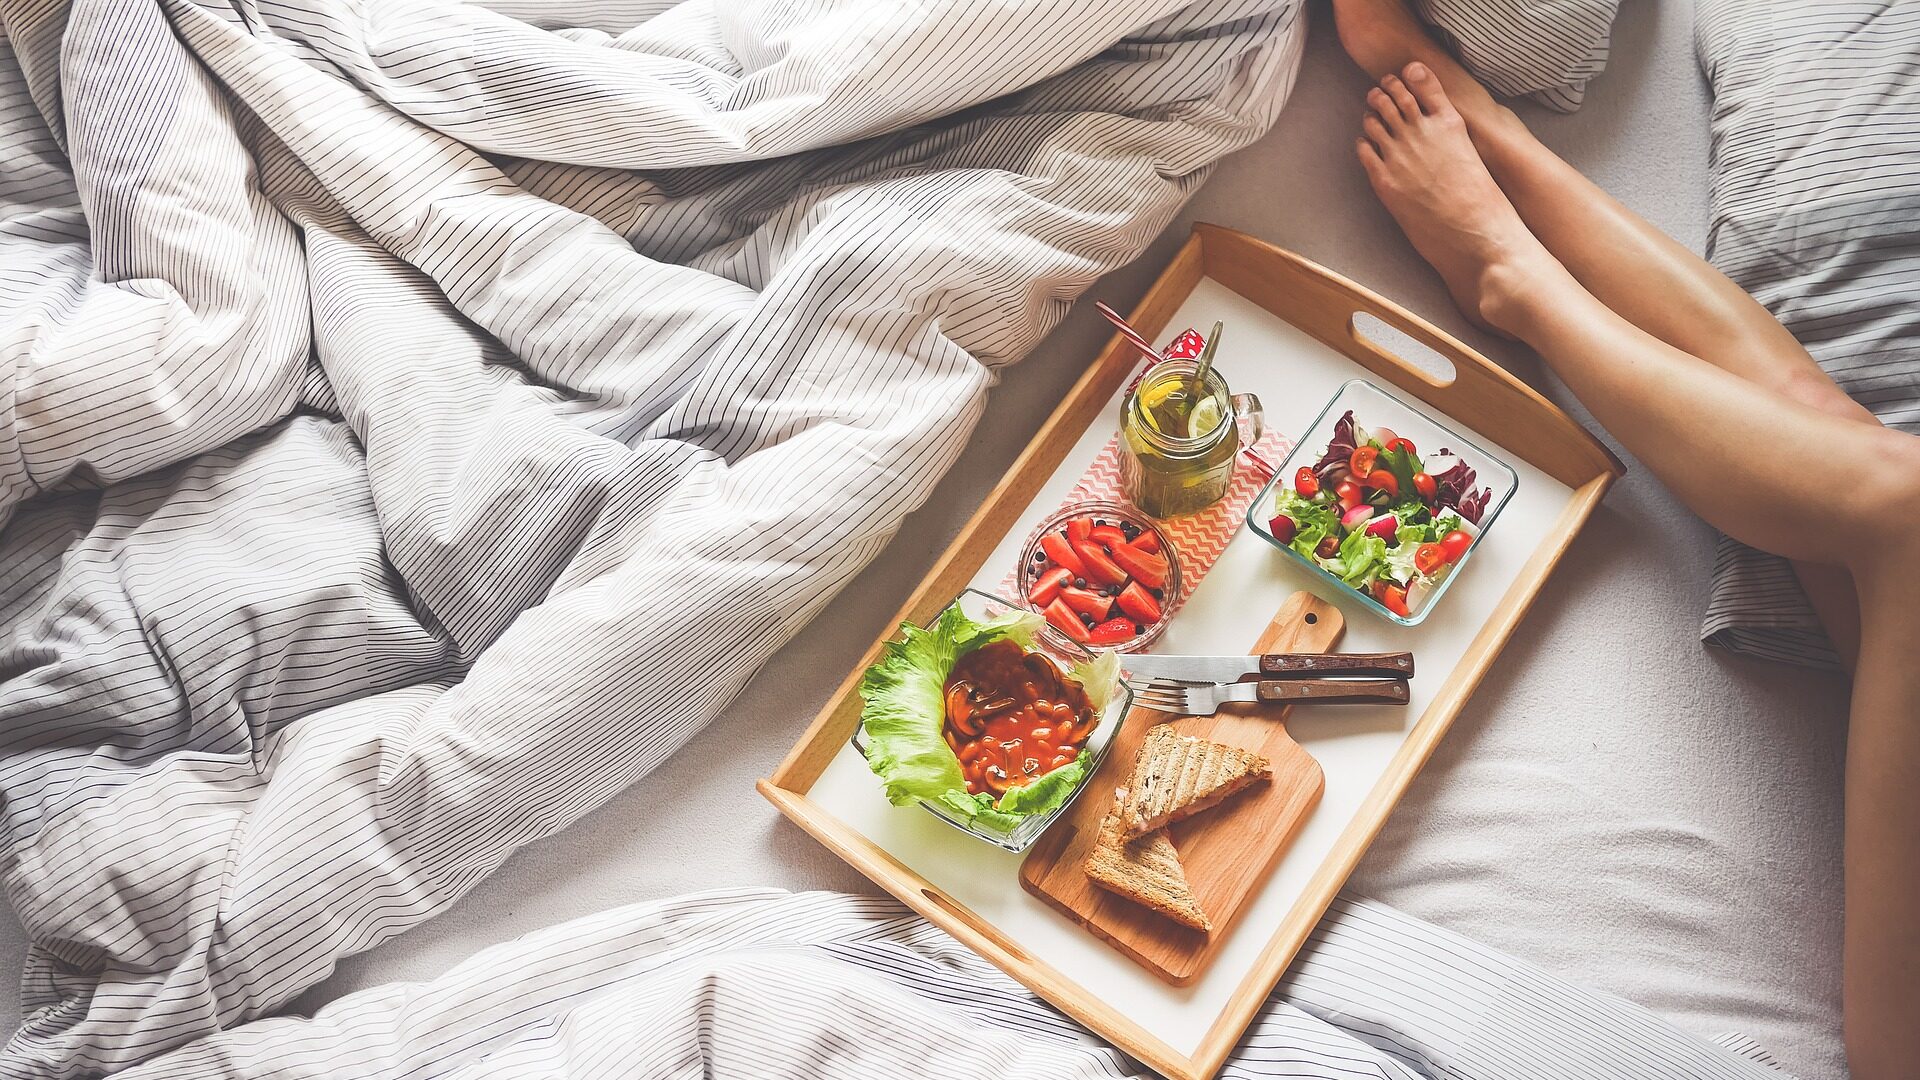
[1246,379,1518,626]
[850,589,1133,852]
[1015,500,1179,654]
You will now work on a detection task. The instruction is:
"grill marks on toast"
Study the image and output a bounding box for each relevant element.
[1119,725,1269,839]
[1083,791,1210,931]
[1081,725,1272,932]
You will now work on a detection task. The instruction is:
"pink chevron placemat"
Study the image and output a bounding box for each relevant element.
[995,340,1291,631]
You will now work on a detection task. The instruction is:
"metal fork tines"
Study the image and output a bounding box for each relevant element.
[1132,677,1409,715]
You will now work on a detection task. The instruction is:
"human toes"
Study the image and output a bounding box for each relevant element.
[1400,61,1454,117]
[1380,74,1420,118]
[1355,136,1386,180]
[1361,112,1392,154]
[1366,86,1405,128]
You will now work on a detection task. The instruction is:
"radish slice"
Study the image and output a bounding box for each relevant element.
[1364,514,1399,540]
[1341,504,1375,529]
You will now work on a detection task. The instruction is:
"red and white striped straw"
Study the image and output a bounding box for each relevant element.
[1095,301,1167,363]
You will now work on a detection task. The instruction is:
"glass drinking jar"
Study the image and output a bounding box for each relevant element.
[1118,359,1263,518]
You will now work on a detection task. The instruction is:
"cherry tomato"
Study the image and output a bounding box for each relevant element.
[1349,446,1379,477]
[1293,466,1320,499]
[1412,472,1437,503]
[1384,437,1417,456]
[1335,480,1364,510]
[1373,581,1411,617]
[1440,529,1472,562]
[1315,534,1341,559]
[1364,469,1400,498]
[1368,426,1397,448]
[1414,542,1447,575]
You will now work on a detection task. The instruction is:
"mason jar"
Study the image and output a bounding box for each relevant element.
[1117,359,1263,518]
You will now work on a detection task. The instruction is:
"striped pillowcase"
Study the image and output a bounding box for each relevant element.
[1695,1,1920,670]
[1415,0,1621,112]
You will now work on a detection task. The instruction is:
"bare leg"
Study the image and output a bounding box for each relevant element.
[1332,0,1866,661]
[1353,61,1920,1079]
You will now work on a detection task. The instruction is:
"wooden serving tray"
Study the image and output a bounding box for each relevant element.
[1021,591,1336,983]
[760,224,1622,1080]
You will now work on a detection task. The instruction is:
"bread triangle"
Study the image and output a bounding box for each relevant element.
[1118,725,1269,840]
[1082,791,1210,932]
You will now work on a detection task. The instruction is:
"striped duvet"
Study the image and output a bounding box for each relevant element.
[0,0,1787,1077]
[0,0,1304,1072]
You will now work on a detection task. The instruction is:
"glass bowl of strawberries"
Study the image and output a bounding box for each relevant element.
[1017,500,1179,652]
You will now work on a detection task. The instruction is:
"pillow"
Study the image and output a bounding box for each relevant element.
[1415,0,1621,112]
[1695,0,1920,669]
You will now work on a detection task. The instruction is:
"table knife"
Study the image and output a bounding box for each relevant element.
[1121,651,1413,683]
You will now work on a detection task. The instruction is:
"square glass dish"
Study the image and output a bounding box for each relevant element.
[850,589,1133,852]
[1246,379,1518,626]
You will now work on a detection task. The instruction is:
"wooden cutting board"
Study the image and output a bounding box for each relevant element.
[1019,591,1337,984]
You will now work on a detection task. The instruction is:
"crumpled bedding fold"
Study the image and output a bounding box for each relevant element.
[111,889,1793,1080]
[0,1,1303,1073]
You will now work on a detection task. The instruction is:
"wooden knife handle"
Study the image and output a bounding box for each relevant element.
[1258,652,1414,679]
[1255,678,1410,705]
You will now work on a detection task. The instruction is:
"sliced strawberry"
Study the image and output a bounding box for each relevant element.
[1089,524,1128,550]
[1071,538,1127,586]
[1044,597,1090,642]
[1108,542,1168,589]
[1130,530,1162,554]
[1086,617,1138,646]
[1060,586,1113,621]
[1065,517,1094,543]
[1039,532,1087,577]
[1115,581,1162,625]
[1026,566,1072,607]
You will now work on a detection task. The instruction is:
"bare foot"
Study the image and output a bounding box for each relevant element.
[1356,63,1565,332]
[1331,0,1529,159]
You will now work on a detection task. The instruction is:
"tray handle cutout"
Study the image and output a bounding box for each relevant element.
[1351,311,1457,387]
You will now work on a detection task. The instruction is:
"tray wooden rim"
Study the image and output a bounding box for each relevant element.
[760,223,1622,1080]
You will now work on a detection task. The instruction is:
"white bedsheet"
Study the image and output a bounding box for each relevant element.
[0,2,1847,1079]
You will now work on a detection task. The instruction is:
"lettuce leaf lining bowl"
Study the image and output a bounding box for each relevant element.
[852,589,1130,852]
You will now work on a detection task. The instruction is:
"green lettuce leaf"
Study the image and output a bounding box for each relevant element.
[1273,488,1341,562]
[1384,535,1422,585]
[1379,444,1422,496]
[857,603,1106,834]
[1380,513,1469,586]
[1329,526,1389,587]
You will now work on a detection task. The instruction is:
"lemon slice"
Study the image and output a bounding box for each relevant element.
[1138,378,1179,435]
[1187,394,1224,437]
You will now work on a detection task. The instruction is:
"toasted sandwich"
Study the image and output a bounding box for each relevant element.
[1083,790,1211,932]
[1118,725,1269,840]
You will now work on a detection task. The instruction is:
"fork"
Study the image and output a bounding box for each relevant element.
[1133,677,1408,715]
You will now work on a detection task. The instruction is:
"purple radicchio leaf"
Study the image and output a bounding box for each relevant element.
[1311,410,1359,481]
[1455,487,1491,524]
[1431,453,1492,524]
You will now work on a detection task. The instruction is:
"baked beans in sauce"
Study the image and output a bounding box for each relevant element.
[943,639,1096,798]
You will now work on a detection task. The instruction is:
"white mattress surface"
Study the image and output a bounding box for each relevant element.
[0,3,1845,1078]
